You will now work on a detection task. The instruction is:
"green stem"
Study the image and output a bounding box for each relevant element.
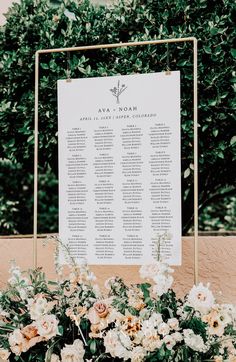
[94,354,109,361]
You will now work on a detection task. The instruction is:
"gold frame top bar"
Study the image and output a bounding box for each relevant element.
[35,37,197,55]
[34,37,198,283]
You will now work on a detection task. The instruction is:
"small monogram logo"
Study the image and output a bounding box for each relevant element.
[110,80,127,104]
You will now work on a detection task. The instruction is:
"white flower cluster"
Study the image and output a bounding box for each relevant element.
[139,262,174,296]
[49,339,85,362]
[103,312,182,361]
[60,339,85,362]
[183,329,209,353]
[0,258,235,362]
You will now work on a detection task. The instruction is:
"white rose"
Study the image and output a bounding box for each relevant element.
[149,313,163,327]
[172,331,183,342]
[187,283,215,315]
[130,346,146,362]
[9,329,24,347]
[61,339,85,362]
[163,335,176,350]
[158,322,170,336]
[142,334,162,352]
[0,348,10,360]
[104,330,130,360]
[142,321,156,336]
[50,354,60,362]
[34,314,59,340]
[167,318,179,330]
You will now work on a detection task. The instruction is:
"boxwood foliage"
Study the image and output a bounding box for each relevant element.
[0,0,235,234]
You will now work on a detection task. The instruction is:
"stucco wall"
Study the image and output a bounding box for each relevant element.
[0,236,235,303]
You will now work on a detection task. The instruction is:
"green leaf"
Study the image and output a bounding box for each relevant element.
[58,325,63,335]
[90,339,97,354]
[230,136,236,145]
[41,63,49,70]
[208,99,217,106]
[48,280,58,285]
[184,168,190,178]
[203,45,212,54]
[230,48,236,58]
[158,345,166,358]
[210,27,218,35]
[202,124,208,132]
[218,151,224,159]
[27,135,34,144]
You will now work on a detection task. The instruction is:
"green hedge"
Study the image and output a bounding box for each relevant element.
[0,0,235,235]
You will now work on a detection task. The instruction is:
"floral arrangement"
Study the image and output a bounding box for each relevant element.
[0,237,235,362]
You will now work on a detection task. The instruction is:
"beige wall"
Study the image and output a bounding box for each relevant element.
[0,236,236,303]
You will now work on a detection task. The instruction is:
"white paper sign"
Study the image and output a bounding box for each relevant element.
[58,71,181,265]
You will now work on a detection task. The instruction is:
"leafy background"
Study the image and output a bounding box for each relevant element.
[0,0,235,235]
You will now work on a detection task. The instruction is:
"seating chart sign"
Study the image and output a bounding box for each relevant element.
[58,71,181,265]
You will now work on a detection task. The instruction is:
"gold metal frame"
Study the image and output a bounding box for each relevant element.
[34,37,198,283]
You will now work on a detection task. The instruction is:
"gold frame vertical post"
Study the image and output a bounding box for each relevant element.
[33,51,39,269]
[33,37,199,283]
[193,38,198,284]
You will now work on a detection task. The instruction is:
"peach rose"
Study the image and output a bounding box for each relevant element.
[9,329,42,356]
[88,301,109,324]
[21,325,38,340]
[94,301,109,318]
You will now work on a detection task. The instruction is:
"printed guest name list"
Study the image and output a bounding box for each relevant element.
[58,71,181,265]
